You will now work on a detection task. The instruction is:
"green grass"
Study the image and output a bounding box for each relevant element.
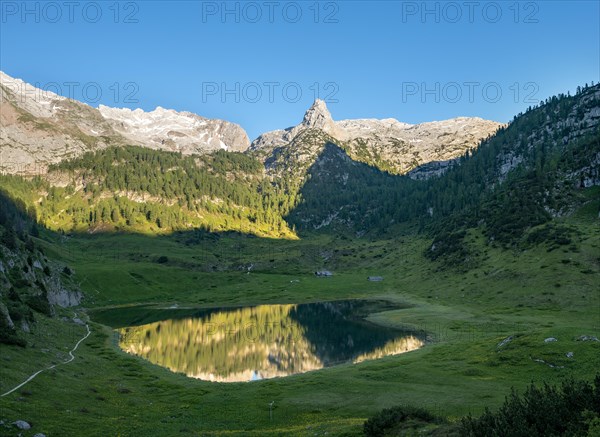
[0,205,598,436]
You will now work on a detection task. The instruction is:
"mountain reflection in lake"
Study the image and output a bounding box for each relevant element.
[117,300,423,382]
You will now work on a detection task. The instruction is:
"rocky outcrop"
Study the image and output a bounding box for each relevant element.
[0,71,250,175]
[0,230,82,345]
[12,420,31,430]
[0,71,125,175]
[497,87,600,185]
[249,99,341,161]
[2,70,500,178]
[250,99,502,178]
[0,302,15,329]
[46,278,82,308]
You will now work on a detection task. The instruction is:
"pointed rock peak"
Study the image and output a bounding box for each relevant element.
[302,99,334,129]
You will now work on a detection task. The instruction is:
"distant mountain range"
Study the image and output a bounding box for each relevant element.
[0,71,501,177]
[0,71,598,242]
[0,71,249,174]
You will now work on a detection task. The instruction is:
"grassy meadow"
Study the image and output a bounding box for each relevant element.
[0,197,598,436]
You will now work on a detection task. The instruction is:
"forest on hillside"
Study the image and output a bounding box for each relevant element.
[0,84,598,251]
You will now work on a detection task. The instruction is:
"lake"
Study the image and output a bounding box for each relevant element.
[99,300,423,382]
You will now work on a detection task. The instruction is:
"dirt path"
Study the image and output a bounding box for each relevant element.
[1,324,91,398]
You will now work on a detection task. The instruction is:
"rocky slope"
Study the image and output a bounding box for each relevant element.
[1,70,500,178]
[495,86,600,185]
[284,85,600,234]
[250,99,502,178]
[98,105,249,155]
[0,71,250,175]
[0,192,82,345]
[0,71,125,175]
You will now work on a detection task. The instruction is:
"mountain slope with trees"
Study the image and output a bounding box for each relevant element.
[0,147,296,238]
[0,83,597,259]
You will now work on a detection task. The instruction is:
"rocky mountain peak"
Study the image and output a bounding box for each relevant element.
[0,71,251,174]
[302,99,334,130]
[250,98,503,178]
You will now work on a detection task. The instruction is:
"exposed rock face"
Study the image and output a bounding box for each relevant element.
[250,99,502,178]
[0,71,250,175]
[0,234,82,344]
[497,87,600,184]
[249,99,340,159]
[302,98,335,130]
[2,71,499,178]
[0,302,15,329]
[98,105,249,154]
[0,71,125,175]
[46,279,82,308]
[335,116,501,177]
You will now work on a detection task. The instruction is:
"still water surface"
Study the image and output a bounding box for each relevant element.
[115,300,423,382]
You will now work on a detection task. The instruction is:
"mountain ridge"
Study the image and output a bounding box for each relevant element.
[0,71,250,175]
[1,71,501,179]
[250,99,503,177]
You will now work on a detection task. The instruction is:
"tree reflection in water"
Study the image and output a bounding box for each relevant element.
[118,301,423,382]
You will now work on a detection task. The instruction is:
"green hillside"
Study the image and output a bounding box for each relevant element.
[0,147,295,238]
[0,83,598,436]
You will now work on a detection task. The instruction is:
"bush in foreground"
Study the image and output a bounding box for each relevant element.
[364,375,600,436]
[363,405,441,436]
[460,375,600,437]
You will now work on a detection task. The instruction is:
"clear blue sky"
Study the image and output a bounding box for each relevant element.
[1,1,598,140]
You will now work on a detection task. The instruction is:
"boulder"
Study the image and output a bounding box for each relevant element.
[13,420,31,430]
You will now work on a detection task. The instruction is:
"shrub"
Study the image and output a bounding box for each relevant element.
[0,316,26,346]
[8,287,20,301]
[7,300,33,323]
[364,405,438,437]
[459,375,600,436]
[8,267,30,289]
[525,223,577,248]
[26,294,52,316]
[29,223,39,237]
[1,227,17,250]
[34,280,47,293]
